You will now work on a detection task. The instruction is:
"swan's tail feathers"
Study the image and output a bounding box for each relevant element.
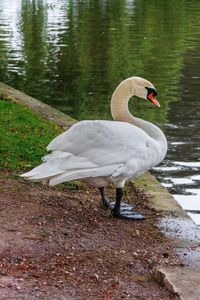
[20,161,96,182]
[20,150,119,185]
[48,169,94,186]
[48,164,119,186]
[21,165,116,186]
[20,162,63,181]
[21,151,96,182]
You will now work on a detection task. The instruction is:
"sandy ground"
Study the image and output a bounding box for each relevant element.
[0,175,179,299]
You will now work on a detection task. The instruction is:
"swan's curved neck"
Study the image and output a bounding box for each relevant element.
[111,78,167,147]
[111,78,134,123]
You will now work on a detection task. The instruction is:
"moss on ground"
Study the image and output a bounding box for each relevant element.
[0,99,62,171]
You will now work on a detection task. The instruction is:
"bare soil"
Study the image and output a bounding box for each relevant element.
[0,175,179,299]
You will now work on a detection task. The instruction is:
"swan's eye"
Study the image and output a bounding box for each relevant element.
[145,87,157,99]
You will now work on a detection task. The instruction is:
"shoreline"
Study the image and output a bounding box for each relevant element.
[1,82,200,299]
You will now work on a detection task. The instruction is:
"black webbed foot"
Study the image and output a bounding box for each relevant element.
[99,187,143,221]
[99,187,135,210]
[102,196,113,209]
[112,209,144,220]
[109,201,134,210]
[112,187,144,221]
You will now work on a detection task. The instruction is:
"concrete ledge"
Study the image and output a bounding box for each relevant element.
[154,266,200,300]
[1,82,200,299]
[135,172,184,213]
[138,172,200,299]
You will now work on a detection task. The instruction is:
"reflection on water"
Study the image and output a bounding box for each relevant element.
[0,0,200,222]
[152,39,200,223]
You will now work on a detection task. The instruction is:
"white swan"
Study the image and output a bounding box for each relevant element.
[21,77,167,220]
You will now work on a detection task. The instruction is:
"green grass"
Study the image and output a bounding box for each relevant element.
[0,99,62,171]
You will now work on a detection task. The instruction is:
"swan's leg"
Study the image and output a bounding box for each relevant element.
[99,187,135,210]
[99,187,112,209]
[112,188,144,220]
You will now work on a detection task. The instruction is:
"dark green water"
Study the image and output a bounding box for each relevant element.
[0,0,200,222]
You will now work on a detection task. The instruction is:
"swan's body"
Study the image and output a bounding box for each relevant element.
[21,77,167,220]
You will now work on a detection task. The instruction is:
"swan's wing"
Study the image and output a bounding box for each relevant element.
[22,120,156,185]
[47,120,152,166]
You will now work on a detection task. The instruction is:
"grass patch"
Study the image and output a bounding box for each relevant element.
[58,180,84,191]
[0,99,62,171]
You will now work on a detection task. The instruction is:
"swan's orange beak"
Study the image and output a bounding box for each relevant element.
[148,92,160,108]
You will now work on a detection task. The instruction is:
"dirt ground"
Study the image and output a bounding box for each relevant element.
[0,174,179,300]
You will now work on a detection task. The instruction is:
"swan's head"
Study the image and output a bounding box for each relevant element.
[133,77,160,108]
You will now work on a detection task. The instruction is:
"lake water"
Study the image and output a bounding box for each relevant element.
[0,0,199,223]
